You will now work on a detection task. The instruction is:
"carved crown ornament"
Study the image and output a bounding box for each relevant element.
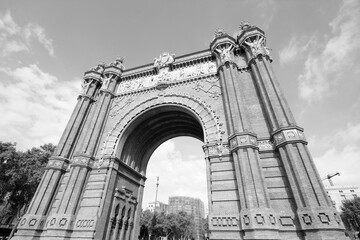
[239,21,253,31]
[214,28,226,38]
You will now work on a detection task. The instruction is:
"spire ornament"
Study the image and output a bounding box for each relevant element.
[214,28,226,38]
[110,57,125,71]
[91,62,106,74]
[239,21,252,31]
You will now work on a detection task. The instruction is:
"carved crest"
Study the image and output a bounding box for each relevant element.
[214,28,226,38]
[154,52,175,69]
[239,21,252,31]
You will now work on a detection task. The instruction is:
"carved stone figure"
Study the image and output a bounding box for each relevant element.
[91,62,105,73]
[244,36,269,57]
[215,44,234,63]
[101,76,112,90]
[110,57,125,70]
[214,28,226,38]
[154,52,175,69]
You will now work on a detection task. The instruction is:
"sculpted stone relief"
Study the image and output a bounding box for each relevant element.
[116,61,217,95]
[244,35,271,57]
[193,76,221,100]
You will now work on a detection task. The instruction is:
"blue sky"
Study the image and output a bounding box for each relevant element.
[0,0,359,211]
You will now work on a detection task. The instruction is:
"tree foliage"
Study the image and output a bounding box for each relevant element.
[341,196,360,231]
[0,142,55,218]
[139,210,196,240]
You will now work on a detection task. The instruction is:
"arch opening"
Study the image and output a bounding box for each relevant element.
[117,105,205,175]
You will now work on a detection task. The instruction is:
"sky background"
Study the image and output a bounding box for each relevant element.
[0,0,359,213]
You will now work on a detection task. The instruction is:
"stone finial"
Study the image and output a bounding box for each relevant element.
[239,21,252,31]
[214,28,226,38]
[91,62,106,73]
[110,57,125,70]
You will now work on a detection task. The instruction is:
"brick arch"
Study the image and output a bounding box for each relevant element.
[101,93,223,159]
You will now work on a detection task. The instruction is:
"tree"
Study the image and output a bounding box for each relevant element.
[139,210,196,240]
[0,142,55,218]
[341,196,360,231]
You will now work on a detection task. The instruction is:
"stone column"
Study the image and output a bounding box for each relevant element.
[210,30,279,239]
[237,23,346,239]
[11,65,102,239]
[125,205,135,240]
[56,59,124,217]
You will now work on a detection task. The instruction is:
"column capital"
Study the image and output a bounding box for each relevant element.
[202,141,230,158]
[228,131,258,151]
[70,153,95,168]
[272,126,307,148]
[46,156,70,171]
[237,22,272,64]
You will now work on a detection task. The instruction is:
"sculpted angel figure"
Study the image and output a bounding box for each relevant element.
[244,36,267,56]
[215,44,234,63]
[101,75,112,90]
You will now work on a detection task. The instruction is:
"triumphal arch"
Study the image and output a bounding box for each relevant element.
[13,23,347,240]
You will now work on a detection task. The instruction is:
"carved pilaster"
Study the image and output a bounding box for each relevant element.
[237,24,296,131]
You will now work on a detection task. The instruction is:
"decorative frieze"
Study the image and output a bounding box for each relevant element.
[93,158,111,169]
[203,143,230,157]
[318,213,330,224]
[229,132,257,151]
[258,139,274,151]
[46,156,69,171]
[272,128,307,148]
[116,61,217,95]
[17,215,47,230]
[75,219,95,228]
[193,76,221,100]
[71,155,94,168]
[279,216,294,226]
[211,216,239,227]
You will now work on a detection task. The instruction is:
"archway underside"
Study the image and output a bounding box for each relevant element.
[119,105,204,175]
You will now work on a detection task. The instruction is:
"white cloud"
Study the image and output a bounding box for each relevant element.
[278,35,314,65]
[0,11,54,57]
[315,145,360,187]
[298,0,360,103]
[309,123,360,187]
[255,0,278,30]
[0,64,80,150]
[143,139,208,213]
[0,11,20,35]
[24,23,54,57]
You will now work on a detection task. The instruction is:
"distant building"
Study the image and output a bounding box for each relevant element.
[326,185,360,211]
[168,196,205,240]
[145,201,168,213]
